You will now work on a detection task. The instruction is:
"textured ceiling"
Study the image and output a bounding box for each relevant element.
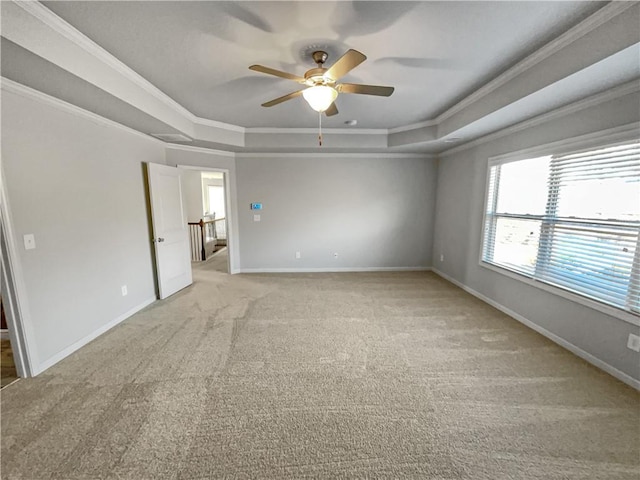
[41,1,605,129]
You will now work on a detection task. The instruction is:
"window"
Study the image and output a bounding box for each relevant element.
[482,139,640,317]
[206,185,225,219]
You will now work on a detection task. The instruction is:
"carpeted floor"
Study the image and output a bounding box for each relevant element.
[1,339,18,389]
[203,246,228,273]
[1,260,639,479]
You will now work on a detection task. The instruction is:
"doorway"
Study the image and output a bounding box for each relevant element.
[1,194,34,379]
[1,298,18,388]
[181,167,232,274]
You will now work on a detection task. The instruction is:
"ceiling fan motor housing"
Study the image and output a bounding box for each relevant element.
[305,68,331,86]
[312,51,328,65]
[304,51,332,86]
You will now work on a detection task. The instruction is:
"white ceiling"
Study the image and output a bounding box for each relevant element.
[40,1,604,129]
[2,1,638,154]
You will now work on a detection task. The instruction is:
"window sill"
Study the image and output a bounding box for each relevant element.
[479,260,640,327]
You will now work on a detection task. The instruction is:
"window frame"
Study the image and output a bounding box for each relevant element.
[479,124,640,326]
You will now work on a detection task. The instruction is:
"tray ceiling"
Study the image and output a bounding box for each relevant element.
[2,1,638,153]
[40,1,604,129]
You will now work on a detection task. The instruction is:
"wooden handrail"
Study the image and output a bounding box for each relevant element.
[187,217,225,226]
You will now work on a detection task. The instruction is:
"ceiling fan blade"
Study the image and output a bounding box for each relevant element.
[325,49,366,81]
[338,83,394,97]
[324,102,339,117]
[249,65,305,83]
[261,90,303,107]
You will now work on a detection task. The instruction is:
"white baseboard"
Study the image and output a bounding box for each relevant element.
[35,297,156,375]
[0,329,9,340]
[239,266,432,273]
[432,268,640,391]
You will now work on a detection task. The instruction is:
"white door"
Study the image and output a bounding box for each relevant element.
[147,163,192,299]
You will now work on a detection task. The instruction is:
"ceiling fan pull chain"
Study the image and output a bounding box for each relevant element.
[318,111,323,147]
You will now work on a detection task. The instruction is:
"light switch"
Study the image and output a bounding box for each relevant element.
[23,233,36,250]
[254,214,261,222]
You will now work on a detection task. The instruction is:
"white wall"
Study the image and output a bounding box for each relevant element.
[202,175,224,217]
[235,155,437,271]
[432,91,640,383]
[2,89,165,373]
[182,169,204,222]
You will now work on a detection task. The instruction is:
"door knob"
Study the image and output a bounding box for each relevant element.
[157,238,165,243]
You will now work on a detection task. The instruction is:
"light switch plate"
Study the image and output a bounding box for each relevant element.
[253,214,261,222]
[627,333,640,352]
[23,234,36,250]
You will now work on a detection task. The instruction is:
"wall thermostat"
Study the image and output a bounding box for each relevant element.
[250,203,263,210]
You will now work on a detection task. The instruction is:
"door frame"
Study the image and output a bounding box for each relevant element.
[0,174,36,377]
[178,165,238,274]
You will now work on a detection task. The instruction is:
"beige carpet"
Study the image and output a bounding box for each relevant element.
[1,261,639,479]
[203,246,228,273]
[1,339,18,389]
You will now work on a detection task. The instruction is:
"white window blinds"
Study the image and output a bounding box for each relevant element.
[482,140,640,316]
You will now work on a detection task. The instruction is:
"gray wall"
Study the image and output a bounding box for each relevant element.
[5,82,637,384]
[2,90,165,371]
[235,155,437,271]
[432,91,640,381]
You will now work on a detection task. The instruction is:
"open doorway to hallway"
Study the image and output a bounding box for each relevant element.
[183,169,229,274]
[1,298,18,388]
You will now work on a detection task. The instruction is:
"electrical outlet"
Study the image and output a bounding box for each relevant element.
[295,251,301,259]
[627,333,640,352]
[121,285,128,296]
[440,254,444,262]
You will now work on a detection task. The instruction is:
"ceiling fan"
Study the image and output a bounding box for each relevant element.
[249,49,394,116]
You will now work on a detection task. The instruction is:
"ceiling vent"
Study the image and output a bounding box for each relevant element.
[151,133,192,143]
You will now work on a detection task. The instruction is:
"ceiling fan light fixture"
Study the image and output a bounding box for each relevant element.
[302,85,338,112]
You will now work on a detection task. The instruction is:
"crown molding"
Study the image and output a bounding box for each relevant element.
[166,142,434,159]
[388,119,438,134]
[486,122,640,166]
[0,77,165,146]
[165,143,236,157]
[194,117,246,133]
[1,76,432,159]
[5,73,636,163]
[6,1,635,154]
[246,127,387,135]
[12,1,192,120]
[236,152,435,159]
[12,0,241,135]
[435,1,636,124]
[161,143,435,159]
[440,80,640,157]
